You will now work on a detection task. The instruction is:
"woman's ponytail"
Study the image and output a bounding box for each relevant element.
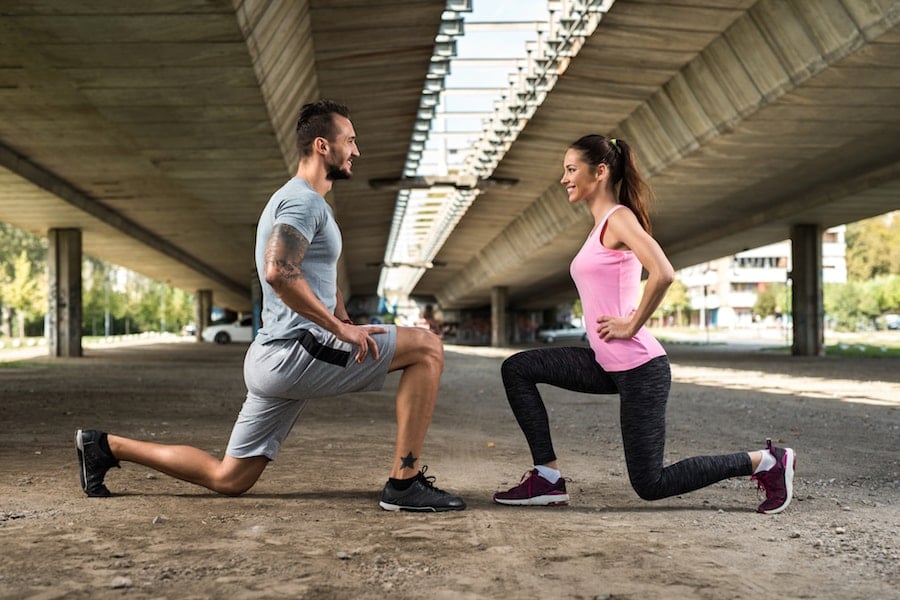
[612,138,653,234]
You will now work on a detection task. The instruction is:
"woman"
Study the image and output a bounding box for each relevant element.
[493,135,795,514]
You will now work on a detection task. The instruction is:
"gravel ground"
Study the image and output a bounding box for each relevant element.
[0,337,897,599]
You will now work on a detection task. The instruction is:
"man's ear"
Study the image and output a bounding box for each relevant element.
[314,137,328,155]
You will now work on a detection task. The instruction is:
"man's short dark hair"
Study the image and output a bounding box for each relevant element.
[296,100,351,157]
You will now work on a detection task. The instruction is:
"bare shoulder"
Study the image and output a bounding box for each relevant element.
[607,205,641,228]
[605,206,648,243]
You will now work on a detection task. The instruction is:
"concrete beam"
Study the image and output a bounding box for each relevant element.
[232,0,360,300]
[233,0,318,173]
[664,158,900,257]
[436,186,589,307]
[435,0,900,309]
[0,142,249,301]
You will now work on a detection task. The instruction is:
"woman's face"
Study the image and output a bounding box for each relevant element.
[560,148,602,203]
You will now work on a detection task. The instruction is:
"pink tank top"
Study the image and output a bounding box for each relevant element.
[569,205,666,372]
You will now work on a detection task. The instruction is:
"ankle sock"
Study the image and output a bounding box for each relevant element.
[534,465,561,483]
[389,476,416,491]
[754,450,776,474]
[98,433,114,459]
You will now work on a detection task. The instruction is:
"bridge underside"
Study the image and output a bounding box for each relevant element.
[0,0,897,356]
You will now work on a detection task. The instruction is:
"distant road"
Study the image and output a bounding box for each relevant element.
[0,333,193,362]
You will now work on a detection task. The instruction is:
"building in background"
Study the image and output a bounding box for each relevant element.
[679,226,847,329]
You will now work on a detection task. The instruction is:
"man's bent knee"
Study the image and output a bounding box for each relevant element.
[393,327,444,371]
[215,480,255,497]
[212,456,268,496]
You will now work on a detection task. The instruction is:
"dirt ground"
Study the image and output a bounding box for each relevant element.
[1,337,898,600]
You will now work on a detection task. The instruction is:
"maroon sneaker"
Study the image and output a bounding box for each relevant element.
[493,469,569,506]
[751,438,796,514]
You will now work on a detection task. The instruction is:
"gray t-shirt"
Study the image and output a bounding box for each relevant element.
[254,177,342,344]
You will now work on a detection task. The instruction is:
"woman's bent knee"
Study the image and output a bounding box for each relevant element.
[630,478,666,501]
[501,352,530,382]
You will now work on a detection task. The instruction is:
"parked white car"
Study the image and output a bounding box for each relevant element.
[536,322,587,343]
[201,316,254,344]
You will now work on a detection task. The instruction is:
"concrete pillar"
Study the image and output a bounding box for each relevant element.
[47,228,82,357]
[195,289,213,341]
[542,308,556,325]
[491,286,508,347]
[790,224,824,357]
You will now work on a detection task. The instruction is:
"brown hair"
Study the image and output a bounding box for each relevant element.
[569,134,653,233]
[296,100,352,157]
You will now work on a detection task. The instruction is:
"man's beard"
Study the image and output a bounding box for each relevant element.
[325,153,352,181]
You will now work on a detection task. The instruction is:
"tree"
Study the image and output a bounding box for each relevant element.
[572,298,583,320]
[0,224,47,338]
[754,282,789,320]
[82,258,129,336]
[659,278,689,326]
[825,281,863,331]
[0,250,47,338]
[0,223,46,266]
[1,224,198,337]
[828,212,900,330]
[845,212,899,281]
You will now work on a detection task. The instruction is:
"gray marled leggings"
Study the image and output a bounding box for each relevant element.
[501,346,752,500]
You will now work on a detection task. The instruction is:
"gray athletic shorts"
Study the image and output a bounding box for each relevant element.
[226,325,397,460]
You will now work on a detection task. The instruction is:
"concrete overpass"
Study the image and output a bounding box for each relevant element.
[0,0,898,355]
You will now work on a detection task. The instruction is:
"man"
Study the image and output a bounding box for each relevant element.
[76,100,465,512]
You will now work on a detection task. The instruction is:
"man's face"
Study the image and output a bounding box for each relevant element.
[325,115,360,181]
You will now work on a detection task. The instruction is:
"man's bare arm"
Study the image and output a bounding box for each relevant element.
[263,223,342,331]
[263,223,382,362]
[335,288,351,323]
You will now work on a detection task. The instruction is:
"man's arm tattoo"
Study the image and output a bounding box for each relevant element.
[265,223,309,282]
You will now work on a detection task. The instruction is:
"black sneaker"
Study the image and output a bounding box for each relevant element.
[379,466,466,512]
[75,429,119,497]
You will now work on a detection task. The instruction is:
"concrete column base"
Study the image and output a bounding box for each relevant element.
[790,224,824,357]
[491,286,508,347]
[48,228,82,357]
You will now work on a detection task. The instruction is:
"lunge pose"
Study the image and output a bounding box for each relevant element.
[77,100,465,512]
[493,134,794,514]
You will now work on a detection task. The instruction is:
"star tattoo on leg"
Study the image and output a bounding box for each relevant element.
[400,451,417,470]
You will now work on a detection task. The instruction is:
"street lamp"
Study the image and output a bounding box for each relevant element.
[785,270,792,344]
[703,278,709,343]
[702,267,714,344]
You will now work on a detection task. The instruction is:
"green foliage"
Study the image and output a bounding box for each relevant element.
[658,278,690,325]
[825,275,900,331]
[845,212,899,281]
[823,212,898,331]
[0,223,47,266]
[82,261,195,335]
[0,225,48,338]
[753,282,789,318]
[0,250,47,338]
[1,222,195,338]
